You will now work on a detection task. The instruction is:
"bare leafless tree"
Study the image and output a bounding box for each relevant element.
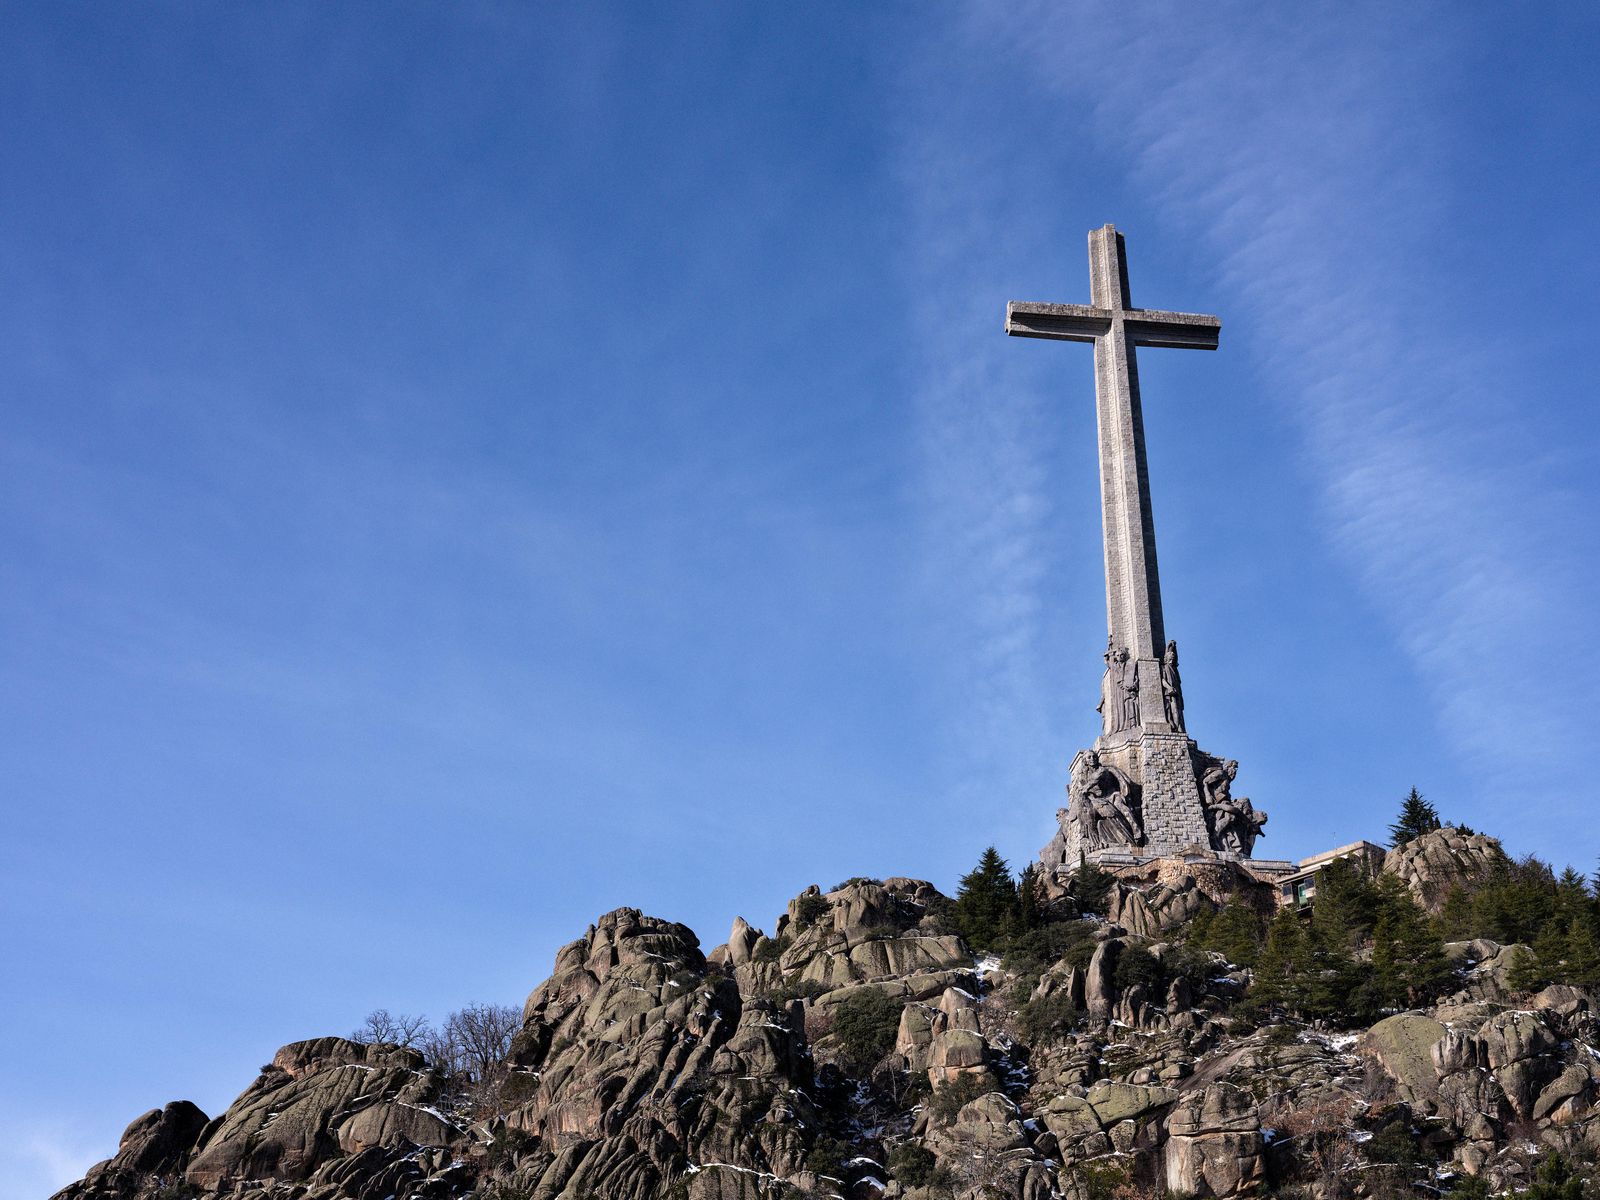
[352,1008,430,1049]
[445,1002,521,1080]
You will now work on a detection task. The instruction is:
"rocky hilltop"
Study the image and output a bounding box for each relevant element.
[55,827,1600,1200]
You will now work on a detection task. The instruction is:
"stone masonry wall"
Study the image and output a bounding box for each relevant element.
[1133,732,1210,853]
[1042,731,1215,869]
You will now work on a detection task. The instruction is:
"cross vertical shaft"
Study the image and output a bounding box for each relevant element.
[1089,226,1164,663]
[1006,224,1220,737]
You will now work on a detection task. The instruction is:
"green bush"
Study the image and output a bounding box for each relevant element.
[794,893,831,932]
[768,978,828,1003]
[753,934,791,963]
[484,1126,537,1170]
[1527,1152,1589,1200]
[928,1072,992,1120]
[1015,992,1080,1044]
[999,921,1098,980]
[832,988,905,1070]
[888,1143,947,1187]
[1074,1157,1133,1200]
[1113,946,1165,994]
[804,1135,853,1181]
[1363,1117,1425,1167]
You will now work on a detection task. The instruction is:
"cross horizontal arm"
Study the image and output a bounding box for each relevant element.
[1122,309,1221,350]
[1005,302,1112,343]
[1006,301,1221,350]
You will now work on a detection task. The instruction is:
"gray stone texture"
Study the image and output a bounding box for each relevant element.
[1011,226,1268,871]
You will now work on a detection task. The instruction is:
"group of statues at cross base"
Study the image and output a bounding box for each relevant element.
[1069,748,1268,858]
[1097,637,1184,735]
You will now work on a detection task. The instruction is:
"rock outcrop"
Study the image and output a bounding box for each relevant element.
[1386,827,1507,913]
[53,869,1600,1200]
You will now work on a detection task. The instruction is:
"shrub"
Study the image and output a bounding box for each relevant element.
[1074,1157,1133,1200]
[1000,920,1098,980]
[769,978,829,1003]
[832,988,905,1069]
[1070,855,1115,917]
[928,1072,992,1120]
[794,893,831,932]
[1015,993,1080,1044]
[753,934,791,963]
[804,1135,853,1181]
[1363,1117,1425,1167]
[1113,946,1165,994]
[484,1126,536,1170]
[1527,1152,1588,1200]
[888,1142,947,1187]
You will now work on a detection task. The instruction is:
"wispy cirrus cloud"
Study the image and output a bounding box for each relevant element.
[904,3,1597,849]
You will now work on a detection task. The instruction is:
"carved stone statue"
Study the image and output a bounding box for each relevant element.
[1119,653,1140,732]
[1161,640,1184,731]
[1071,750,1143,850]
[1096,642,1138,735]
[1201,758,1267,855]
[1095,638,1116,733]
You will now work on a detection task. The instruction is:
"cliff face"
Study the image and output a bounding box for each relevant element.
[52,845,1600,1200]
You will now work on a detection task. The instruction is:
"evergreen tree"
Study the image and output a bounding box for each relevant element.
[1311,856,1380,952]
[1250,909,1316,1017]
[1521,921,1570,993]
[1198,900,1265,968]
[953,847,1019,950]
[1437,883,1477,942]
[1474,856,1560,946]
[1553,868,1592,931]
[1527,1153,1586,1200]
[1071,853,1114,917]
[1507,944,1549,995]
[1017,864,1043,932]
[1388,787,1441,848]
[1562,919,1600,991]
[1370,877,1453,1008]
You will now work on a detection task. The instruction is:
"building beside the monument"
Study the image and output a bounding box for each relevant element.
[1009,225,1295,886]
[1274,840,1387,910]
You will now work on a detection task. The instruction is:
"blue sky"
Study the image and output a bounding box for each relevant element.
[3,4,1598,1194]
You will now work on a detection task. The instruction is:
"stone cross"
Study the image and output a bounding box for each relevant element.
[1006,225,1219,738]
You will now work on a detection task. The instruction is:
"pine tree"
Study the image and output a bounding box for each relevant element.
[1371,877,1452,1008]
[953,847,1019,951]
[1388,787,1441,849]
[1199,900,1265,968]
[1250,909,1315,1017]
[1071,853,1114,917]
[1553,868,1592,930]
[1017,864,1043,932]
[1311,856,1380,952]
[1506,945,1547,995]
[1519,921,1569,993]
[1562,919,1600,991]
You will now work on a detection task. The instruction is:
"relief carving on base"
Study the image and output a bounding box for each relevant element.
[1070,749,1145,852]
[1195,755,1267,855]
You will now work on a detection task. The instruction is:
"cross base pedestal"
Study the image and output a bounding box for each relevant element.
[1038,728,1272,871]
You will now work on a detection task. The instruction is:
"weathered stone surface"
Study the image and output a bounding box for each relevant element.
[185,1038,445,1188]
[1164,1083,1264,1197]
[1364,1013,1448,1111]
[52,1101,212,1199]
[60,868,1600,1200]
[1385,828,1507,914]
[1085,939,1123,1021]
